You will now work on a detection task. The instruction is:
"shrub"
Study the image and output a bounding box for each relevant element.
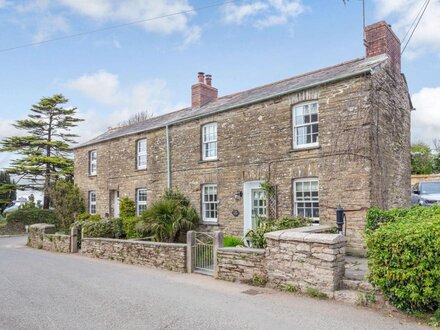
[366,215,440,313]
[48,179,85,231]
[119,197,136,219]
[6,208,58,226]
[77,212,101,222]
[138,189,199,243]
[224,235,242,247]
[366,205,440,231]
[122,216,142,239]
[82,218,123,239]
[245,216,311,248]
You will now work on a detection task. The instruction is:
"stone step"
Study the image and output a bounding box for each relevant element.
[342,278,373,292]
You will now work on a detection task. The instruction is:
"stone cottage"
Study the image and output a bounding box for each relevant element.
[73,21,412,255]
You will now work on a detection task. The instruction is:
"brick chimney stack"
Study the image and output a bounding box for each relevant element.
[191,72,218,108]
[365,21,401,75]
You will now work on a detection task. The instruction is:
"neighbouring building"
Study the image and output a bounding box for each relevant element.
[73,21,412,255]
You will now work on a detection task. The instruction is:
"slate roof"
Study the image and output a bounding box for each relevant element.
[75,54,388,149]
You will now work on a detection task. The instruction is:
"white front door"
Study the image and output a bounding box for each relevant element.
[113,191,120,218]
[243,181,267,234]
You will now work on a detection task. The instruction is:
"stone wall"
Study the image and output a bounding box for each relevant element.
[265,227,346,294]
[411,174,440,186]
[42,234,71,253]
[27,224,71,253]
[81,238,187,272]
[216,247,266,283]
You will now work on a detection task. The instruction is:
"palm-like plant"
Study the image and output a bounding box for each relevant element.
[140,190,199,242]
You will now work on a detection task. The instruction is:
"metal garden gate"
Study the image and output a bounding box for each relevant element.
[193,232,215,274]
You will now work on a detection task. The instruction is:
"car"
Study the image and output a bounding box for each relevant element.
[411,181,440,206]
[2,201,24,214]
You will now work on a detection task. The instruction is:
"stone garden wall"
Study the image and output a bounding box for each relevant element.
[27,223,72,253]
[265,227,346,294]
[216,247,266,283]
[81,238,187,273]
[216,226,346,294]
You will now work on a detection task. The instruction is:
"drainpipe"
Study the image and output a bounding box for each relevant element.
[166,125,171,189]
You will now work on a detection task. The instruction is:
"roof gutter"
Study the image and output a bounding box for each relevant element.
[73,68,373,149]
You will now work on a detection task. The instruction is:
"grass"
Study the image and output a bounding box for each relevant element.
[306,288,328,299]
[284,284,298,293]
[223,235,242,247]
[251,274,268,287]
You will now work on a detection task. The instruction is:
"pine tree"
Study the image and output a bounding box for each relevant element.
[0,94,83,209]
[0,171,16,213]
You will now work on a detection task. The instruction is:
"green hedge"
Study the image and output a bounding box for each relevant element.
[366,205,440,231]
[6,208,58,226]
[82,218,123,239]
[122,216,141,239]
[366,214,440,313]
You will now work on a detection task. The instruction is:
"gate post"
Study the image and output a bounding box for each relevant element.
[187,230,195,273]
[213,231,224,278]
[70,226,78,253]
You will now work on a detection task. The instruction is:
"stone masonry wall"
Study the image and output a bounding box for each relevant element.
[74,65,411,255]
[81,238,187,272]
[265,227,346,294]
[27,224,71,253]
[216,247,266,283]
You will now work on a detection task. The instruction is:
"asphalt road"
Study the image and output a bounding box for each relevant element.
[0,236,428,330]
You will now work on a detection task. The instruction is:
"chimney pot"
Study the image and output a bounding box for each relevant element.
[197,72,205,83]
[192,72,218,108]
[205,74,212,86]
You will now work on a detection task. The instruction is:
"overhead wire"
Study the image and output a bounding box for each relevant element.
[0,0,237,53]
[401,0,431,55]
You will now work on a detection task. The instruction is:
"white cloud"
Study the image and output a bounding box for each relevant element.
[0,119,22,170]
[13,0,200,47]
[374,0,440,58]
[66,70,185,143]
[223,0,305,28]
[223,2,268,24]
[411,87,440,145]
[32,14,70,43]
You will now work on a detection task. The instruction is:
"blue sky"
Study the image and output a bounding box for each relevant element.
[0,0,439,170]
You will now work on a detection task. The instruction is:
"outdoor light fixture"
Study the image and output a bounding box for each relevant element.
[336,206,346,235]
[234,191,243,200]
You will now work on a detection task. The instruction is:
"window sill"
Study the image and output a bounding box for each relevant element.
[289,145,320,153]
[199,159,219,164]
[134,168,147,172]
[200,222,220,226]
[88,174,97,177]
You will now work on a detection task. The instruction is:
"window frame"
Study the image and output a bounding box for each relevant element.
[293,178,319,224]
[89,150,97,176]
[89,191,97,215]
[136,138,147,170]
[136,188,147,216]
[202,184,218,223]
[292,101,319,149]
[201,122,218,161]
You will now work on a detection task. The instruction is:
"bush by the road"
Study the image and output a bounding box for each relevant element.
[6,208,58,226]
[82,218,123,239]
[366,213,440,313]
[366,205,440,231]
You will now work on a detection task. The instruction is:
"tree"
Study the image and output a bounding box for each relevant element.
[0,171,16,213]
[0,94,83,209]
[117,110,154,127]
[48,179,85,231]
[411,143,433,175]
